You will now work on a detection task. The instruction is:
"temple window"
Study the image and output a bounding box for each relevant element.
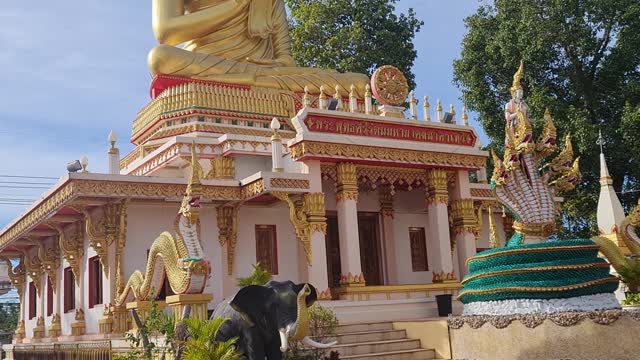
[28,282,36,320]
[255,225,278,275]
[89,256,103,308]
[46,277,53,317]
[63,267,75,313]
[409,227,429,271]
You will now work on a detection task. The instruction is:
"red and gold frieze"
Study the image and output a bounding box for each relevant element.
[291,142,486,169]
[304,115,477,146]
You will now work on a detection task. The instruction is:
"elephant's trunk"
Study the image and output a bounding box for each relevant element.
[302,336,338,348]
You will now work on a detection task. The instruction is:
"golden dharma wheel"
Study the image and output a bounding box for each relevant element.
[371,65,409,106]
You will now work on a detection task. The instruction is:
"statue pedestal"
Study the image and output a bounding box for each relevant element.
[111,305,130,333]
[70,321,85,336]
[126,301,166,330]
[32,324,44,340]
[378,105,406,118]
[48,315,61,338]
[166,294,213,321]
[98,317,113,334]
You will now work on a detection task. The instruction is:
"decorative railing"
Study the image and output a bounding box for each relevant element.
[13,341,112,360]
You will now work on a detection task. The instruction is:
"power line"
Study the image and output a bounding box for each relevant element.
[0,181,55,185]
[0,186,51,189]
[0,175,58,180]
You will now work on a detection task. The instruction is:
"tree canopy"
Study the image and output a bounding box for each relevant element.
[454,0,640,237]
[285,0,423,89]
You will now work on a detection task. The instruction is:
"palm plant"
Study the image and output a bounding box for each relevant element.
[182,317,243,360]
[237,263,272,287]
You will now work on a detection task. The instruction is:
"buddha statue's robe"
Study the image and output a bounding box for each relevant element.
[149,0,369,96]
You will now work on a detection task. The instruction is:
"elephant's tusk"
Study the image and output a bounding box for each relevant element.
[279,329,289,352]
[302,336,337,348]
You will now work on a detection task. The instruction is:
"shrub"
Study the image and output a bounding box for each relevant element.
[182,317,243,360]
[618,259,640,293]
[284,303,339,360]
[623,293,640,306]
[237,263,272,287]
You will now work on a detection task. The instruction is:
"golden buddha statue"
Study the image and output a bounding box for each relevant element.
[149,0,369,96]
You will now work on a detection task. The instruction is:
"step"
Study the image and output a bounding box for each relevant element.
[341,348,436,360]
[332,339,422,356]
[331,329,408,344]
[335,321,394,334]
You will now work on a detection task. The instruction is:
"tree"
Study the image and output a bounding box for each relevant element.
[453,0,640,238]
[285,0,423,90]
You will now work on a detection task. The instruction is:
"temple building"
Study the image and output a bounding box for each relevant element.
[0,0,512,352]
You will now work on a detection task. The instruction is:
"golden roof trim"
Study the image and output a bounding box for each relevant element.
[291,141,486,169]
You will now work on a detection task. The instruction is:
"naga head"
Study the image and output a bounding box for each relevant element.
[628,202,640,228]
[535,109,557,158]
[180,144,204,224]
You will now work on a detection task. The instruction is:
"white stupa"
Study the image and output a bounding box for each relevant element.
[596,130,626,247]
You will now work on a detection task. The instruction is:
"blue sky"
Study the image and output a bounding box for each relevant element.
[0,1,484,228]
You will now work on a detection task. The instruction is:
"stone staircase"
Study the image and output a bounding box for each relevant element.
[329,321,436,360]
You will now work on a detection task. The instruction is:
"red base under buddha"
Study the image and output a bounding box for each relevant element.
[150,74,251,100]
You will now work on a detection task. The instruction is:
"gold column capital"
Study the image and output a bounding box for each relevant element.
[426,168,449,205]
[304,193,327,235]
[450,199,477,236]
[336,162,359,202]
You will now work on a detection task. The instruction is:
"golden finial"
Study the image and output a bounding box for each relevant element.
[365,84,372,98]
[544,107,551,121]
[187,143,203,190]
[423,96,431,121]
[510,60,524,97]
[450,104,455,115]
[303,86,311,108]
[462,105,469,126]
[349,84,356,98]
[334,85,341,100]
[436,99,442,111]
[319,85,327,99]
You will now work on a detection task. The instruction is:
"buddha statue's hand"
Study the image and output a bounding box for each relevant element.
[246,56,296,67]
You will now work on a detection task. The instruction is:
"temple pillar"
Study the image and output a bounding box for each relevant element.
[379,185,398,285]
[33,275,45,340]
[426,169,454,281]
[304,193,330,299]
[449,170,477,277]
[71,258,86,337]
[336,163,364,286]
[301,161,331,298]
[451,199,478,278]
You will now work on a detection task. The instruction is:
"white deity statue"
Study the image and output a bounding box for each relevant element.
[504,61,529,145]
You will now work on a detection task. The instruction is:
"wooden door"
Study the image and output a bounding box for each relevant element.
[358,213,383,286]
[325,214,342,288]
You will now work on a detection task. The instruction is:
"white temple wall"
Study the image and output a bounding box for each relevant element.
[234,204,301,285]
[235,155,271,180]
[199,206,222,307]
[393,213,431,284]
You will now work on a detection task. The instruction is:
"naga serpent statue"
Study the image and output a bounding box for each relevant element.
[115,147,210,305]
[592,204,640,278]
[459,62,619,315]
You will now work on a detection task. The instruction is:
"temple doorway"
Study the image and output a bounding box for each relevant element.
[358,212,383,286]
[325,212,384,288]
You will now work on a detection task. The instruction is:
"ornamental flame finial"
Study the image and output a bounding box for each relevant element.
[510,60,524,97]
[491,63,581,245]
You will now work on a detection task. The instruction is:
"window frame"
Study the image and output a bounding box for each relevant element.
[409,227,429,272]
[63,267,75,313]
[88,256,103,308]
[46,276,54,317]
[255,225,279,275]
[28,281,36,320]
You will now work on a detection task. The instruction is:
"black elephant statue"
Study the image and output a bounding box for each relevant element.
[211,280,336,360]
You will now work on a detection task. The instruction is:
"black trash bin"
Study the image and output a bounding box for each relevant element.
[435,294,453,317]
